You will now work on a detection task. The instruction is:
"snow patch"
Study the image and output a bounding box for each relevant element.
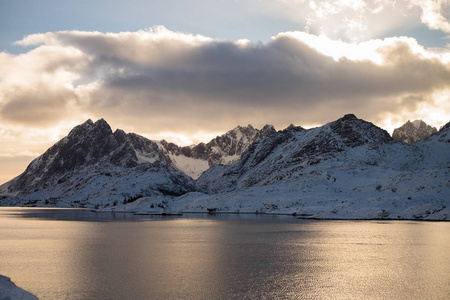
[168,154,209,179]
[411,119,422,129]
[135,152,157,164]
[220,154,240,165]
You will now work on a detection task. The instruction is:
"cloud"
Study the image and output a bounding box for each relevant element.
[411,0,450,33]
[0,45,86,126]
[241,1,450,43]
[239,0,420,42]
[1,27,450,138]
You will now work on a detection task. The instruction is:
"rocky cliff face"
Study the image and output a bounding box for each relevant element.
[392,120,437,144]
[160,124,276,179]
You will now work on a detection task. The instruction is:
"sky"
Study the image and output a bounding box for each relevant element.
[1,0,450,184]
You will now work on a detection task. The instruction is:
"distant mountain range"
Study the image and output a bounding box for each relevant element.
[1,115,449,220]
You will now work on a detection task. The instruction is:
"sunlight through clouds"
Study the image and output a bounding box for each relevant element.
[412,0,450,32]
[261,0,450,43]
[268,0,419,41]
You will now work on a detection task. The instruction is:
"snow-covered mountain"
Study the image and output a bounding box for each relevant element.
[197,114,394,192]
[1,115,448,220]
[392,119,437,144]
[184,114,449,220]
[0,119,196,208]
[160,124,276,179]
[0,119,274,208]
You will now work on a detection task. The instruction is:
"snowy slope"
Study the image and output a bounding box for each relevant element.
[1,162,196,208]
[166,153,210,180]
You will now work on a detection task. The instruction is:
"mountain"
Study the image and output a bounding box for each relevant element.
[184,114,449,220]
[1,115,449,220]
[0,119,196,209]
[392,120,437,144]
[0,119,274,209]
[196,114,398,192]
[160,124,276,179]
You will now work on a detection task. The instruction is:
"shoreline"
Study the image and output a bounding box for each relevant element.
[1,206,447,222]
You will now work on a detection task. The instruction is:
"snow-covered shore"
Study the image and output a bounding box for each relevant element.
[0,275,37,300]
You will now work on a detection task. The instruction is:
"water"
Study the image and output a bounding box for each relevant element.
[0,208,449,299]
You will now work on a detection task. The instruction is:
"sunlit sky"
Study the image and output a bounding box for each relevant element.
[1,0,450,183]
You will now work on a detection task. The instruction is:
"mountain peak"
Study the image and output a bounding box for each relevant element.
[330,114,391,147]
[393,119,437,144]
[93,118,112,133]
[411,119,423,129]
[84,119,94,125]
[94,118,109,126]
[68,119,94,137]
[261,124,276,134]
[67,118,113,138]
[441,121,450,132]
[341,114,357,121]
[113,129,127,144]
[232,124,256,135]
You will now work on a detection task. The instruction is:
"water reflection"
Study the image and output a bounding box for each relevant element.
[308,222,450,299]
[0,208,449,299]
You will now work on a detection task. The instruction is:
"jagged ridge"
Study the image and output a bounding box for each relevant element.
[160,124,276,178]
[392,119,437,144]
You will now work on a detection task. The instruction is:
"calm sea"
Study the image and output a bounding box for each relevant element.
[0,208,449,299]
